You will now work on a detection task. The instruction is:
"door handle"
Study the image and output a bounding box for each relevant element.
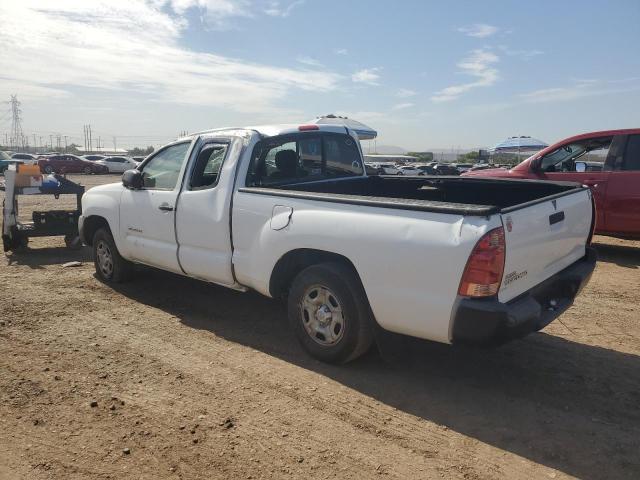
[158,203,174,212]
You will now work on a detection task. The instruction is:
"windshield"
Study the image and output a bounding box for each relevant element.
[0,151,11,160]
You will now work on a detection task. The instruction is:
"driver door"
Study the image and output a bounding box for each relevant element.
[119,141,192,273]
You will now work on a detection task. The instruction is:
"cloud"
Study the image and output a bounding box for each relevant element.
[264,0,305,17]
[497,45,543,60]
[457,23,498,38]
[396,88,417,98]
[0,0,341,113]
[334,48,348,56]
[519,78,640,103]
[352,68,381,86]
[392,103,414,110]
[431,49,499,102]
[296,56,323,68]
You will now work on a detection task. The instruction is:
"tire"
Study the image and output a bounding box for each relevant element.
[44,165,53,174]
[287,262,374,364]
[84,166,92,175]
[92,228,132,283]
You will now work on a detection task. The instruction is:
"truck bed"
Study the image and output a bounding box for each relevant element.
[240,176,586,216]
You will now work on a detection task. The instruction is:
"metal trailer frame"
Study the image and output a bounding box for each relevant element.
[1,167,85,252]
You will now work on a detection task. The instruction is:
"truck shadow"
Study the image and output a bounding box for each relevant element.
[592,242,640,269]
[4,246,92,268]
[111,267,640,480]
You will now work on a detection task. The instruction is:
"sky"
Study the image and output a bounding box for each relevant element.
[0,0,639,151]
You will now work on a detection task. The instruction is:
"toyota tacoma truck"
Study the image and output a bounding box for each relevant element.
[79,124,596,363]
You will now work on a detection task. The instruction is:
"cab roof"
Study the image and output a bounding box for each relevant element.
[187,123,352,140]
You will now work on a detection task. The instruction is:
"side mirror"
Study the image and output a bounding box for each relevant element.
[122,169,143,189]
[575,161,587,173]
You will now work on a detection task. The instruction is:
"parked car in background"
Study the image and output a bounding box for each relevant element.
[1,151,23,173]
[433,164,460,175]
[453,163,473,173]
[397,165,424,175]
[96,156,139,173]
[132,156,146,163]
[38,154,109,174]
[364,163,385,175]
[376,163,401,175]
[463,128,640,239]
[83,155,106,162]
[11,153,38,164]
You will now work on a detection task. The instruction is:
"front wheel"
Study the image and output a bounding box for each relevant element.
[44,165,53,174]
[93,228,132,283]
[84,166,92,174]
[288,262,373,363]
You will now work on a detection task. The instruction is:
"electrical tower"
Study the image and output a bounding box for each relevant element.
[10,95,24,151]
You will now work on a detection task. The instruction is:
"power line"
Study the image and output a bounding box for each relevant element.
[9,94,24,151]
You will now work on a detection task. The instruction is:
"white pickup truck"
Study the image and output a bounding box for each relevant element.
[80,124,596,363]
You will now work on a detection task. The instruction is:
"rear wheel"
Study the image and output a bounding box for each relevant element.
[92,228,132,283]
[84,166,92,174]
[288,262,373,363]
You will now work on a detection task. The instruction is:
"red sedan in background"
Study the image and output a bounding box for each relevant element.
[38,154,109,175]
[463,129,640,239]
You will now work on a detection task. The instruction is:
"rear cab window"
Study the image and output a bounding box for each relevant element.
[246,132,363,186]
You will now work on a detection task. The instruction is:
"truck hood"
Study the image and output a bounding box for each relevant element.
[84,181,124,195]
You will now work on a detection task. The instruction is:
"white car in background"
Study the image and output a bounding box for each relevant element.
[376,163,401,175]
[96,156,139,173]
[83,154,107,162]
[397,165,424,176]
[11,153,38,165]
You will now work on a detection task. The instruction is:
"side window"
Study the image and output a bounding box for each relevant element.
[141,142,190,190]
[247,133,364,186]
[623,135,640,171]
[540,137,611,172]
[324,136,363,176]
[190,143,229,190]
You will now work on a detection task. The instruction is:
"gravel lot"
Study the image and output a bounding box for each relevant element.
[1,174,639,479]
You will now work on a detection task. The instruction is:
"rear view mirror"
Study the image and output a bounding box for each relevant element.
[575,161,587,173]
[122,169,143,189]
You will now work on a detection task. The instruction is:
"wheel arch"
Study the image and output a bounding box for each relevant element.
[81,215,112,246]
[269,248,366,300]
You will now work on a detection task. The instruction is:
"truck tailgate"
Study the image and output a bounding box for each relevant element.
[498,188,593,303]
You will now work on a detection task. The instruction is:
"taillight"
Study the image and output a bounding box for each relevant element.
[458,227,506,297]
[298,125,319,131]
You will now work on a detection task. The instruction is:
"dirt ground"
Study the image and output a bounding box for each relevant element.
[1,174,639,480]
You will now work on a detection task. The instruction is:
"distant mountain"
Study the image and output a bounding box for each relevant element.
[362,144,407,155]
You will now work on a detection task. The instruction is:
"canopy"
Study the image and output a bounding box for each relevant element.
[310,114,378,140]
[490,136,548,153]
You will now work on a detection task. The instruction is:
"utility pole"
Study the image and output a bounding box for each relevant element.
[49,134,53,151]
[113,136,117,152]
[9,94,24,152]
[64,135,68,153]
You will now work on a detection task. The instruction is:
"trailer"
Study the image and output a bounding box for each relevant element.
[1,164,84,252]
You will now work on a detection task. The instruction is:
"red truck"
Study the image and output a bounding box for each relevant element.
[463,129,640,239]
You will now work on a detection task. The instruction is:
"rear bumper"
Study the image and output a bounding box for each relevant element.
[451,247,597,346]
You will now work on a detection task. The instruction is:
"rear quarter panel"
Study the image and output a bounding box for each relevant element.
[231,191,502,343]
